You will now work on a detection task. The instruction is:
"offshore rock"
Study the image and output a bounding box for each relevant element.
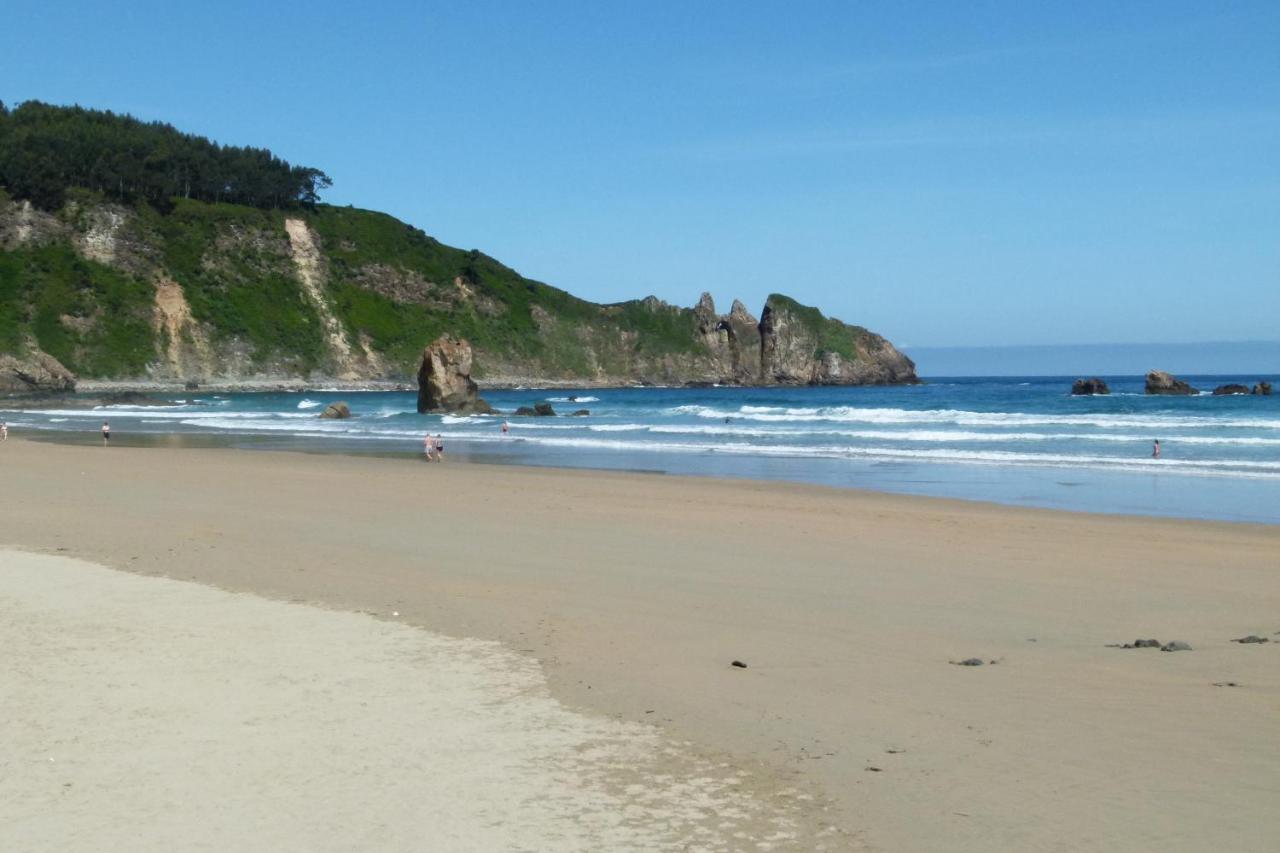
[417,335,492,414]
[0,351,77,394]
[1212,384,1250,396]
[1071,378,1110,395]
[1145,370,1198,396]
[1253,382,1272,396]
[319,401,351,419]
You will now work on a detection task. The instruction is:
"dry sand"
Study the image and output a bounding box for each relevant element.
[1,551,822,852]
[1,437,1278,851]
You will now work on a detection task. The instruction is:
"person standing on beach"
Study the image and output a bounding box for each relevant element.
[1152,439,1161,459]
[102,420,111,445]
[435,434,444,461]
[1,421,7,441]
[423,433,435,462]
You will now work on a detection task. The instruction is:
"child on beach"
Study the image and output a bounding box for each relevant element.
[102,420,111,445]
[435,434,444,461]
[423,433,436,462]
[1,421,7,441]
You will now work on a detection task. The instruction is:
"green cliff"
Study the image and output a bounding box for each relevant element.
[0,102,916,390]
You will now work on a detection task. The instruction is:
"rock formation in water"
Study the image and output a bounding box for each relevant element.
[1212,384,1250,396]
[319,401,351,419]
[1071,378,1110,395]
[1252,382,1272,396]
[1145,370,1198,395]
[417,336,493,414]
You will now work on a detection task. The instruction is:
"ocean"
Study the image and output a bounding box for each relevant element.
[5,375,1278,523]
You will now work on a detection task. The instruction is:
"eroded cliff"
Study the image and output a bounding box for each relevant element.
[0,193,916,388]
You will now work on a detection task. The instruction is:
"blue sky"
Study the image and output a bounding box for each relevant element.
[4,1,1277,349]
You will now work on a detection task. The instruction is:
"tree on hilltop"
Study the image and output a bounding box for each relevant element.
[0,101,332,211]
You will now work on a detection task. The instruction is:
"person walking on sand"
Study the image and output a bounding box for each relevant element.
[101,420,111,445]
[423,433,435,462]
[1152,439,1161,459]
[435,433,445,461]
[1,420,7,441]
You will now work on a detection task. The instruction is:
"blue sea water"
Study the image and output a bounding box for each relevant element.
[5,375,1278,523]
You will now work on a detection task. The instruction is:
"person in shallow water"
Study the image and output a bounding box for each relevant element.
[435,434,445,460]
[1152,439,1161,459]
[423,433,436,462]
[101,420,111,445]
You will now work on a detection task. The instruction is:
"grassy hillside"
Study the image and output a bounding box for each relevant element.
[0,192,712,379]
[0,102,915,386]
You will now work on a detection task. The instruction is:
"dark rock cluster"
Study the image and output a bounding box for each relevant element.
[1145,370,1198,395]
[1071,377,1110,395]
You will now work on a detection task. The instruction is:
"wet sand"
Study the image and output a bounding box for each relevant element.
[1,437,1277,851]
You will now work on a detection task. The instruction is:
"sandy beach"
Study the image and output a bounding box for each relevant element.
[1,437,1277,851]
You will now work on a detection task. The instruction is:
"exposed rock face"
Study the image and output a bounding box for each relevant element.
[1,197,917,388]
[319,402,351,419]
[758,301,812,384]
[677,292,917,387]
[1071,378,1110,395]
[1212,384,1251,396]
[1253,382,1272,396]
[0,351,77,393]
[758,296,917,385]
[723,300,763,382]
[1145,371,1198,395]
[0,199,65,249]
[417,336,492,414]
[533,402,556,416]
[284,218,369,380]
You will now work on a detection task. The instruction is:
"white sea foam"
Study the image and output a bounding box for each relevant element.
[424,432,1280,478]
[665,404,1280,431]
[645,424,1280,446]
[587,424,648,432]
[297,399,323,409]
[545,396,600,403]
